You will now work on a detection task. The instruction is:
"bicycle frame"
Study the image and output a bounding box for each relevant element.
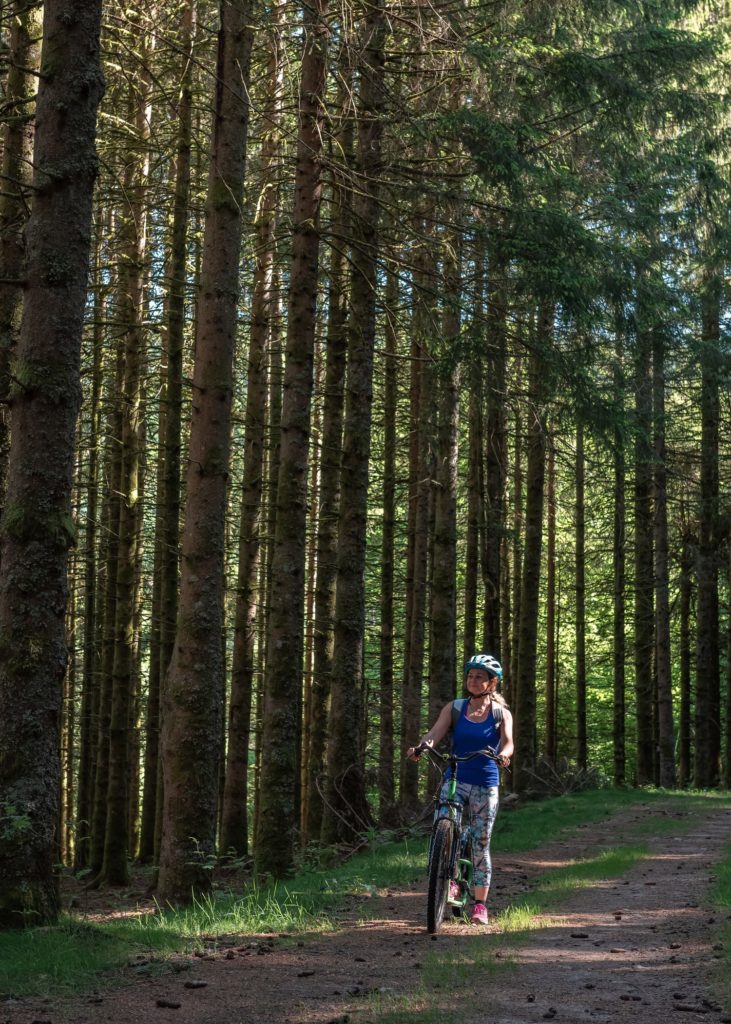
[434,760,471,908]
[421,745,500,911]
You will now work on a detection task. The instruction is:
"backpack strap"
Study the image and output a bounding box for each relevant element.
[451,698,468,730]
[451,697,503,729]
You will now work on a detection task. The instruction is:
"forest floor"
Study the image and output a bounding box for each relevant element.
[3,796,731,1024]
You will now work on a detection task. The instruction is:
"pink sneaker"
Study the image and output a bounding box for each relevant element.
[449,881,460,902]
[471,902,488,925]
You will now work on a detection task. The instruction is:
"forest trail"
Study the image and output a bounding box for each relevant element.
[4,798,731,1024]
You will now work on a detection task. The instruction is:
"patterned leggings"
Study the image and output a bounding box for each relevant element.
[438,781,499,890]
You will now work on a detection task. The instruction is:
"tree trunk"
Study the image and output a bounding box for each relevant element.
[0,1,43,519]
[75,226,106,869]
[399,240,434,815]
[513,309,550,793]
[720,540,724,786]
[140,0,195,863]
[428,234,461,725]
[88,345,124,878]
[378,264,398,821]
[575,421,587,770]
[695,267,721,788]
[0,0,103,926]
[482,237,507,656]
[220,0,283,856]
[400,278,422,761]
[304,75,352,842]
[545,435,556,762]
[320,0,385,844]
[255,0,328,878]
[613,330,626,786]
[158,0,253,902]
[463,355,482,662]
[634,318,654,786]
[100,52,152,885]
[678,530,692,788]
[652,327,676,788]
[507,352,524,707]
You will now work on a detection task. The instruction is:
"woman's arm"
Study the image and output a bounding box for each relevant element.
[498,707,514,767]
[406,703,453,761]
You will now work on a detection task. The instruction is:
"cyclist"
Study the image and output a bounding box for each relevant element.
[407,653,513,925]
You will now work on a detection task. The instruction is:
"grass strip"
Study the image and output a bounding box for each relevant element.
[0,787,710,999]
[493,787,731,852]
[710,834,731,1010]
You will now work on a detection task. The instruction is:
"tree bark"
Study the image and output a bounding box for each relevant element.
[513,309,550,793]
[400,263,422,760]
[545,435,556,761]
[613,329,626,786]
[321,0,385,844]
[652,327,676,788]
[220,0,283,856]
[482,236,507,656]
[100,50,152,885]
[507,352,524,707]
[141,0,195,863]
[75,225,106,869]
[695,266,721,788]
[303,73,352,842]
[0,1,43,521]
[678,529,693,788]
[575,421,587,770]
[378,264,398,821]
[158,0,253,902]
[399,239,434,815]
[255,0,328,878]
[0,0,104,925]
[633,316,654,786]
[88,344,124,878]
[428,233,461,726]
[463,355,482,663]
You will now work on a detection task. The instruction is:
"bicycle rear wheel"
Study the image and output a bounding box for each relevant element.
[426,818,453,934]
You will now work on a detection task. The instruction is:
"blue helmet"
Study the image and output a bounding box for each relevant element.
[464,653,502,679]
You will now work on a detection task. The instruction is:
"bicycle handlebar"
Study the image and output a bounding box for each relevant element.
[413,742,504,766]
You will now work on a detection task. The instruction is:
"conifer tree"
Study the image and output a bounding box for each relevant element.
[0,0,104,925]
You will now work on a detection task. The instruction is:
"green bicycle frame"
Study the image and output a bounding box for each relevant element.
[441,773,472,907]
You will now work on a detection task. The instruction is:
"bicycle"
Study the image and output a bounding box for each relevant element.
[413,742,503,934]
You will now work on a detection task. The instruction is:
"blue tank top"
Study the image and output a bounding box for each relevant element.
[449,701,501,787]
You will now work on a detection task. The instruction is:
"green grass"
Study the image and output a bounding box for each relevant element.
[1,787,725,1000]
[710,835,731,1009]
[492,787,730,852]
[504,843,647,917]
[0,842,432,999]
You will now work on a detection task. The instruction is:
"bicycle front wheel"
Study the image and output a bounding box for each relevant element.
[426,818,453,934]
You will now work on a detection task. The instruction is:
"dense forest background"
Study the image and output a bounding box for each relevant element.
[1,0,730,924]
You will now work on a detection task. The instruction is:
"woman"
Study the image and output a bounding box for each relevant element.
[407,654,513,925]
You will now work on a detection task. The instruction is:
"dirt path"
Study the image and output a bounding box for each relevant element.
[3,800,730,1024]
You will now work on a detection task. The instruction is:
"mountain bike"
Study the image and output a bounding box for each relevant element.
[413,742,502,934]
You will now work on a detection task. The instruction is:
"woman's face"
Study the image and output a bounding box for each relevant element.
[466,668,493,694]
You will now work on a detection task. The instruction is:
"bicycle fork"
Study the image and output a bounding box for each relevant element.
[448,826,472,907]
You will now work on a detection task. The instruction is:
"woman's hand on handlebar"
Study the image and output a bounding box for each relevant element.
[406,740,430,762]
